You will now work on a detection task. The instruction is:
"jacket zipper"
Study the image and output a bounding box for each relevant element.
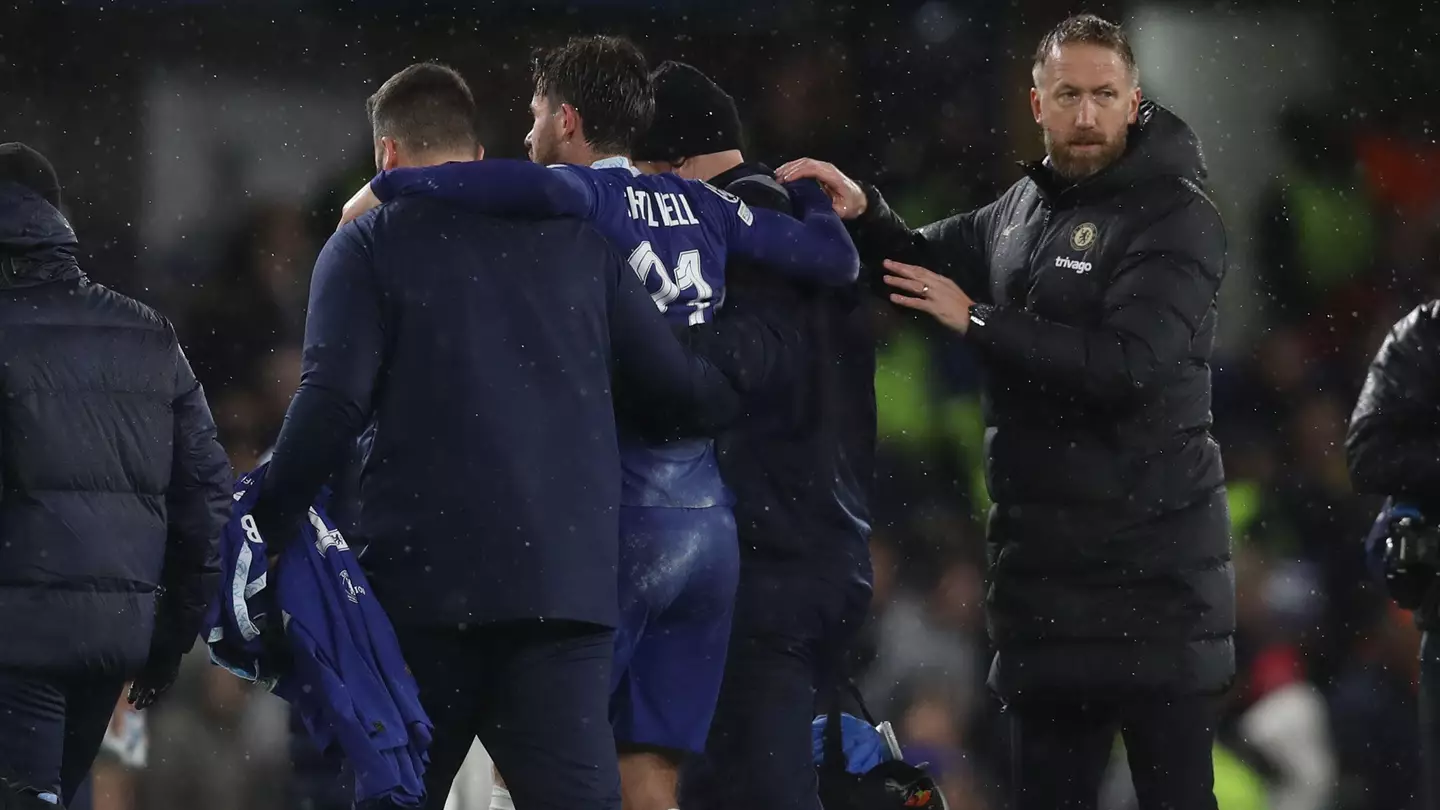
[1023,176,1082,288]
[1025,206,1053,286]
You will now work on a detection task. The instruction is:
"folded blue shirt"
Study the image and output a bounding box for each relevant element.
[204,463,433,808]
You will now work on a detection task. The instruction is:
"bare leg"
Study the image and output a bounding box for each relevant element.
[90,764,136,810]
[619,747,681,810]
[494,743,682,809]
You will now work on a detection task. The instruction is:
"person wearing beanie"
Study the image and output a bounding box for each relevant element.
[635,63,879,810]
[0,143,232,807]
[0,142,64,211]
[632,61,746,179]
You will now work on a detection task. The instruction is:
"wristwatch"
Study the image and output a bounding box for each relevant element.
[968,303,995,329]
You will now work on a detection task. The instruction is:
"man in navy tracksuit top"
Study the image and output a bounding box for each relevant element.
[248,63,749,810]
[350,37,860,810]
[631,63,877,810]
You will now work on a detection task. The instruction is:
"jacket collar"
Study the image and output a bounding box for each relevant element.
[0,181,85,289]
[710,161,774,189]
[1020,100,1209,207]
[592,155,640,176]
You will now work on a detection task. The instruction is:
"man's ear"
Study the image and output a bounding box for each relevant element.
[1030,87,1042,124]
[559,102,583,144]
[475,143,486,161]
[379,136,402,171]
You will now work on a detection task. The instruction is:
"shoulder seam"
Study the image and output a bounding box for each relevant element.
[1176,176,1218,211]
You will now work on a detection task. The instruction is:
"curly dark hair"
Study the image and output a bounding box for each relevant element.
[532,35,655,156]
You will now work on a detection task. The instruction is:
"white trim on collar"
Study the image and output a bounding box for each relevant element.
[591,155,640,176]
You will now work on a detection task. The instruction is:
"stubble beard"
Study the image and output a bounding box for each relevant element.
[1045,128,1128,181]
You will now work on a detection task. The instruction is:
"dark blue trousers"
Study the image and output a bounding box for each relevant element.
[0,669,125,806]
[394,619,621,810]
[681,565,870,810]
[68,776,92,810]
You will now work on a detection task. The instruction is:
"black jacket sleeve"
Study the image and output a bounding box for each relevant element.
[675,308,800,403]
[609,250,741,438]
[847,182,996,295]
[157,333,232,654]
[677,170,806,403]
[967,188,1226,403]
[1347,302,1440,500]
[253,223,384,541]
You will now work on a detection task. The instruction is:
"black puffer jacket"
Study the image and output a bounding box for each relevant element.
[1347,301,1440,626]
[0,182,232,676]
[850,101,1233,698]
[1347,301,1440,508]
[703,162,876,583]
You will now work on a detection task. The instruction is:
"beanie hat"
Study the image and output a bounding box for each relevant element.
[0,143,62,210]
[633,61,744,162]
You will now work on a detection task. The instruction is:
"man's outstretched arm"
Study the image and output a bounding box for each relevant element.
[871,187,1226,410]
[368,159,597,220]
[721,179,860,287]
[776,157,994,295]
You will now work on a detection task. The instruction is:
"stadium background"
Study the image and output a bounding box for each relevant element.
[3,0,1438,807]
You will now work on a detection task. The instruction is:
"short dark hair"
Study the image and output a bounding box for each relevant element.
[366,62,479,154]
[1032,14,1138,84]
[532,35,654,155]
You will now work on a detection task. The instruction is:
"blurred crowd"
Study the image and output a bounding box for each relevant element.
[21,6,1440,810]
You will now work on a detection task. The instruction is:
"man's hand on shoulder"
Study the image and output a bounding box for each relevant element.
[775,158,868,220]
[337,181,382,230]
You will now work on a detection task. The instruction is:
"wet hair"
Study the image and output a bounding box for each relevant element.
[1032,14,1138,85]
